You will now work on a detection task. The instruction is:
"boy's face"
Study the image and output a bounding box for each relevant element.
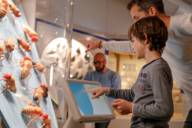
[131,35,146,59]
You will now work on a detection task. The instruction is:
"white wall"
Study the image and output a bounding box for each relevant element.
[73,0,132,39]
[36,0,192,40]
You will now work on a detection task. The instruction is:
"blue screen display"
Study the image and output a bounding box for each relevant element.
[68,81,113,116]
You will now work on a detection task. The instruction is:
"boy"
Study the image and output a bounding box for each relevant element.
[90,16,173,128]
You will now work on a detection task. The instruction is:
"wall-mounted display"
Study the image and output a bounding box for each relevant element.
[0,0,58,127]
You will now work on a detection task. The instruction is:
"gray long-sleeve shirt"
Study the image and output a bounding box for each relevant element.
[107,58,174,128]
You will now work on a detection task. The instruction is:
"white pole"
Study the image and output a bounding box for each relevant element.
[61,1,85,128]
[49,64,54,87]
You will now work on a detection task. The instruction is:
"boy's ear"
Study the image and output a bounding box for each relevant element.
[144,33,149,45]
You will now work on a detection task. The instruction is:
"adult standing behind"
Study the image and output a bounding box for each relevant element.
[84,52,121,128]
[86,0,192,127]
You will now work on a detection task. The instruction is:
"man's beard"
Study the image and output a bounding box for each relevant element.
[95,66,105,72]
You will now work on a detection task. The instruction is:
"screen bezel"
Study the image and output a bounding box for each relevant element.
[64,79,115,122]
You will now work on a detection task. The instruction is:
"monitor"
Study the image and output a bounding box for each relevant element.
[63,79,115,122]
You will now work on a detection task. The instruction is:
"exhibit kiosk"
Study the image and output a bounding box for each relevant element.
[59,79,115,128]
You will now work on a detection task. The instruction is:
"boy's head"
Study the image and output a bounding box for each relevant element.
[127,0,165,21]
[128,16,168,58]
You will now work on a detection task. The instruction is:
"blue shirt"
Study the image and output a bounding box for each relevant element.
[84,68,121,89]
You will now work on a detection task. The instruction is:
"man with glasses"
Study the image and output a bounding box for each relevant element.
[84,52,121,128]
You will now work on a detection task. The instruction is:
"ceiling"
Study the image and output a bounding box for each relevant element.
[36,0,192,41]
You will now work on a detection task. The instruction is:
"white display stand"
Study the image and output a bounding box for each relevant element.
[63,107,85,128]
[57,79,115,128]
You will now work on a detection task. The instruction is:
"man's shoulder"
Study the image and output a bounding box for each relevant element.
[86,71,97,75]
[107,69,119,76]
[170,13,192,28]
[84,71,97,80]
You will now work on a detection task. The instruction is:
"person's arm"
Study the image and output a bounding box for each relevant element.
[106,88,135,102]
[86,40,134,54]
[133,67,174,120]
[102,40,134,54]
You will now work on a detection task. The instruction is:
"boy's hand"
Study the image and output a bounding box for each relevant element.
[89,87,109,99]
[112,99,133,115]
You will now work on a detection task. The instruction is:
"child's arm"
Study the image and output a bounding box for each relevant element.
[106,88,135,102]
[132,67,173,120]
